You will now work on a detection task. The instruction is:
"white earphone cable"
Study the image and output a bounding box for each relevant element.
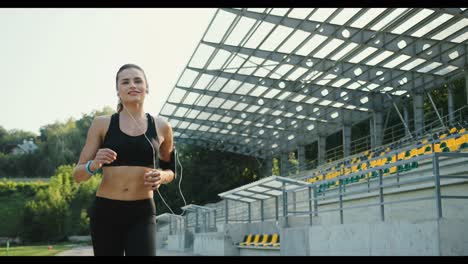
[123,106,187,216]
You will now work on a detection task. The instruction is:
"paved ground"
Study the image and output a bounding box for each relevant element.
[56,246,200,256]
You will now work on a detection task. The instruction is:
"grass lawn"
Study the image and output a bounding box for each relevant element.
[0,242,89,256]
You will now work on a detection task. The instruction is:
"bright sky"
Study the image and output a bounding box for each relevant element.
[0,8,216,135]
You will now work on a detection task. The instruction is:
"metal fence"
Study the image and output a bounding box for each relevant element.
[284,151,468,226]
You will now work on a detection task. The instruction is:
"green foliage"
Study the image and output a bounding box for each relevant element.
[0,179,48,196]
[20,165,101,243]
[0,180,49,237]
[0,106,114,178]
[272,158,280,176]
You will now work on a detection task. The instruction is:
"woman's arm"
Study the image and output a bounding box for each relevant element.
[72,116,115,183]
[158,118,175,184]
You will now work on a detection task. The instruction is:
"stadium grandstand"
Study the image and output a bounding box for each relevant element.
[156,8,468,256]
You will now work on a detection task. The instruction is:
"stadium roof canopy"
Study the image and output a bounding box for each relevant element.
[218,175,309,203]
[159,8,468,158]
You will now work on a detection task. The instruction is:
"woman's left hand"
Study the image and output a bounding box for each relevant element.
[144,169,164,190]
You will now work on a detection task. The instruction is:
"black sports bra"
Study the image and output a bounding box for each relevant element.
[101,113,159,168]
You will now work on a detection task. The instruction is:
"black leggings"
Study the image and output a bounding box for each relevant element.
[89,196,157,256]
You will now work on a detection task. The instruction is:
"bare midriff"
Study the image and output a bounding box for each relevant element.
[96,166,153,201]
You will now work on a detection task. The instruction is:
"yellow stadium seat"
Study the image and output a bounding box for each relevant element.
[460,128,466,134]
[439,133,447,140]
[410,148,418,157]
[239,234,253,246]
[263,233,279,247]
[246,234,261,246]
[254,234,270,246]
[446,138,457,148]
[450,127,457,134]
[398,151,405,160]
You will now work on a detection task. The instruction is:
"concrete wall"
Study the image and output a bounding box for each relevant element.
[240,247,280,256]
[281,220,440,256]
[281,218,468,256]
[439,218,468,255]
[225,221,279,245]
[167,231,193,251]
[193,232,239,256]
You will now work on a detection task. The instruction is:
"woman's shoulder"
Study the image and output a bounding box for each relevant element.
[148,115,170,128]
[94,114,113,122]
[150,115,172,136]
[92,114,113,129]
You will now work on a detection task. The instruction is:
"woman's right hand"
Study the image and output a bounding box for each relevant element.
[90,148,117,171]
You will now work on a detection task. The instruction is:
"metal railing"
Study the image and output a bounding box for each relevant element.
[207,129,467,226]
[284,151,468,226]
[290,106,468,180]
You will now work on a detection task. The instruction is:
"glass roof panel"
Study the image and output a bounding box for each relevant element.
[288,8,315,19]
[203,10,237,43]
[189,43,216,69]
[434,65,457,75]
[243,22,276,49]
[193,74,214,90]
[417,62,442,73]
[450,31,468,43]
[295,34,328,56]
[329,8,362,25]
[225,55,248,70]
[308,8,337,22]
[168,88,187,103]
[278,29,311,54]
[160,103,176,116]
[330,42,358,61]
[252,65,276,78]
[207,77,229,92]
[348,47,378,64]
[270,8,290,16]
[221,79,243,93]
[383,54,411,68]
[196,95,214,106]
[264,88,282,98]
[207,49,232,70]
[178,69,199,87]
[370,8,408,31]
[391,9,434,34]
[225,16,258,46]
[182,92,200,105]
[259,25,294,52]
[272,64,295,78]
[288,67,309,81]
[400,58,426,71]
[208,98,225,108]
[431,19,468,40]
[331,77,351,87]
[313,38,345,59]
[250,86,268,97]
[350,8,387,28]
[220,99,238,109]
[411,13,453,37]
[174,107,189,118]
[365,51,394,66]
